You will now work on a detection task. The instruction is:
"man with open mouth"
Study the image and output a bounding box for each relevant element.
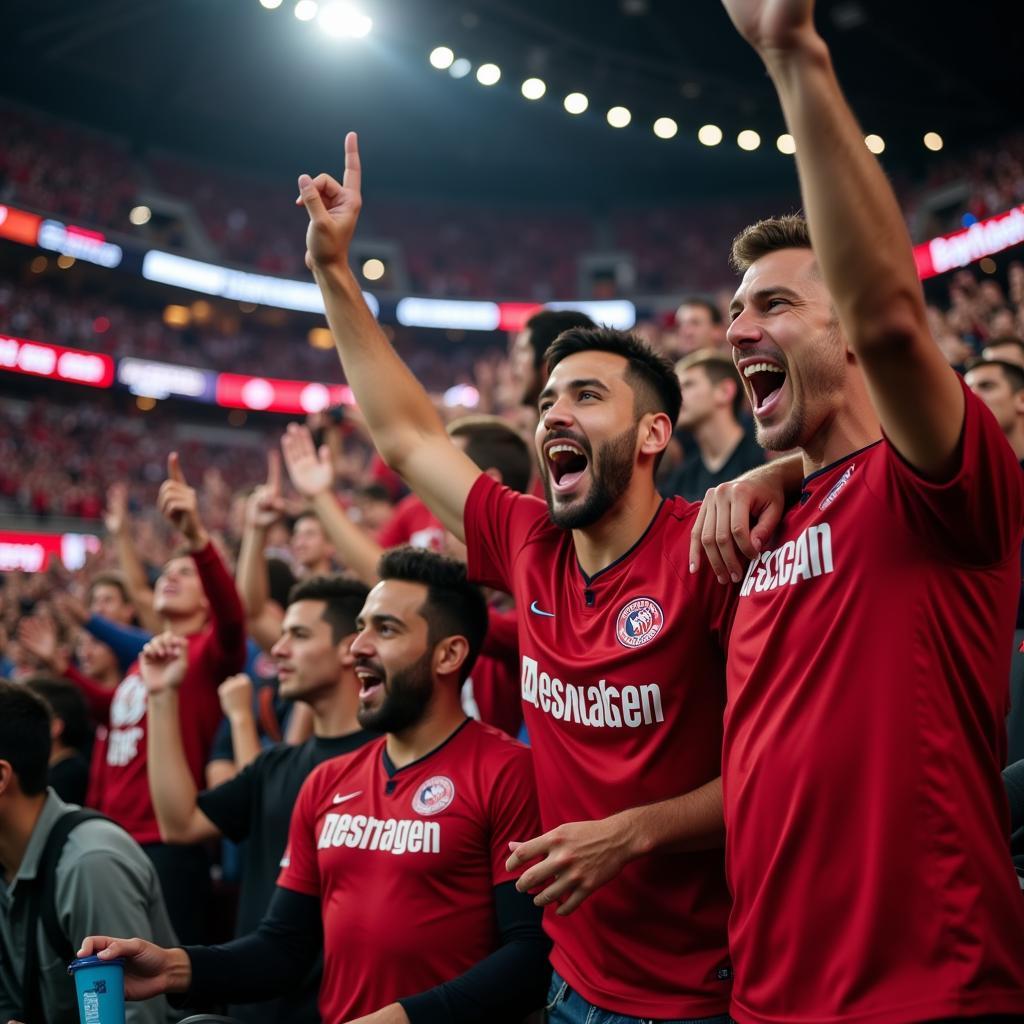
[284,127,795,1023]
[692,1,1024,1021]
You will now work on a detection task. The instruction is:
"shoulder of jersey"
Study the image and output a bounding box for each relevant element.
[304,735,385,789]
[466,719,532,760]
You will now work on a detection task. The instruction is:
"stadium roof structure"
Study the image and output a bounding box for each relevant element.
[2,0,1022,204]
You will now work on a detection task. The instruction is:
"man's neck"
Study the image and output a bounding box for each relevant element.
[165,611,206,637]
[693,414,745,472]
[304,559,333,578]
[573,484,663,579]
[385,694,467,770]
[800,400,882,478]
[310,679,363,738]
[1007,421,1024,462]
[0,794,47,885]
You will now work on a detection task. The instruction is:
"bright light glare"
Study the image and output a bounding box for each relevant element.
[607,106,631,128]
[923,131,944,152]
[476,63,501,86]
[737,129,761,151]
[449,58,472,79]
[776,133,796,154]
[521,77,546,100]
[318,1,372,37]
[129,205,152,226]
[865,134,885,154]
[429,46,455,70]
[698,123,723,146]
[260,0,283,8]
[653,117,678,139]
[294,0,318,21]
[564,92,589,115]
[362,258,385,281]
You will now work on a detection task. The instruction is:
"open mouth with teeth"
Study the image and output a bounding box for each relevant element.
[743,360,788,417]
[355,665,386,701]
[546,441,590,495]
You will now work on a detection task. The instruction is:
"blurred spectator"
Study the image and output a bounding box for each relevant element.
[24,676,92,806]
[669,296,726,358]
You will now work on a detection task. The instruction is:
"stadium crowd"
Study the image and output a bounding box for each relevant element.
[3,2,1024,1023]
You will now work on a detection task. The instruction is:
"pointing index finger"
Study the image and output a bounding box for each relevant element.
[344,131,361,195]
[167,452,186,484]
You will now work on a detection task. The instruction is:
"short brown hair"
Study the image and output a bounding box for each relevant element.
[731,214,811,273]
[676,349,745,417]
[87,571,130,605]
[447,416,532,494]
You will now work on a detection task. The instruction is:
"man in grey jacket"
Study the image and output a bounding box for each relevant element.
[0,680,177,1024]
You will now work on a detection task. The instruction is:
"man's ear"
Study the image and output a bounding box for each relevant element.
[433,635,471,680]
[0,760,16,799]
[639,412,673,459]
[50,718,64,744]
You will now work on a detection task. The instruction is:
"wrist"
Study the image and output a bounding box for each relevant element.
[183,528,210,552]
[760,29,830,78]
[228,709,254,727]
[313,260,360,298]
[165,947,193,993]
[611,807,652,861]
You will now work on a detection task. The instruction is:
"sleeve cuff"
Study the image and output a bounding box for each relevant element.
[398,989,449,1024]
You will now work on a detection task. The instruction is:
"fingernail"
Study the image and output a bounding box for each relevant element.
[688,562,696,574]
[731,573,740,583]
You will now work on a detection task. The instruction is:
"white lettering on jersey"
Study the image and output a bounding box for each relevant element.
[107,674,148,766]
[107,726,144,766]
[316,814,441,856]
[739,522,834,598]
[520,656,664,729]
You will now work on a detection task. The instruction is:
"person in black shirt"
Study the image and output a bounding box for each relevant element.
[143,574,373,1024]
[24,676,92,806]
[660,348,765,501]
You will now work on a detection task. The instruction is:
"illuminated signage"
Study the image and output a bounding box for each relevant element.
[0,335,114,387]
[0,531,101,572]
[117,357,215,401]
[914,205,1024,280]
[0,205,42,246]
[396,297,501,331]
[216,373,354,414]
[38,219,123,268]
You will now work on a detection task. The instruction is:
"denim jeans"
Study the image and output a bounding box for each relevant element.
[545,971,733,1024]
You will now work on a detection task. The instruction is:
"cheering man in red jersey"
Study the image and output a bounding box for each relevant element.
[691,1,1024,1021]
[286,134,793,1024]
[80,549,549,1024]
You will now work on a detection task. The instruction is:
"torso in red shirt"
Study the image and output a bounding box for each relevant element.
[277,720,539,1023]
[377,493,446,552]
[725,384,1024,1024]
[466,474,735,1020]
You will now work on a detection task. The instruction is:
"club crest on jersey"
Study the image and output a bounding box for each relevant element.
[819,464,855,511]
[615,597,664,649]
[412,776,455,816]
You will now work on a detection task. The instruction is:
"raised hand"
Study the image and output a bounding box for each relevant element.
[719,0,816,53]
[281,422,335,499]
[246,450,287,529]
[296,131,363,272]
[139,632,189,695]
[76,936,191,1001]
[17,615,65,672]
[104,481,129,536]
[218,673,254,720]
[157,452,207,547]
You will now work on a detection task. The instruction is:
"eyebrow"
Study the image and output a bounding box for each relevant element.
[537,377,611,404]
[355,613,405,630]
[729,285,803,316]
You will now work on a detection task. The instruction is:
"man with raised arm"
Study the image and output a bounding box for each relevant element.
[692,2,1024,1020]
[289,136,789,1023]
[143,574,372,1024]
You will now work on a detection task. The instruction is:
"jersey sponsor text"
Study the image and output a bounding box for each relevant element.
[739,523,834,598]
[317,812,441,856]
[520,655,664,728]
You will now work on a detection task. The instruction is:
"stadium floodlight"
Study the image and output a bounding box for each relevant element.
[653,117,678,139]
[476,63,501,86]
[737,129,761,151]
[606,106,632,128]
[294,0,318,21]
[129,205,152,226]
[449,58,472,79]
[430,46,455,70]
[697,123,723,146]
[776,133,796,154]
[362,258,385,281]
[521,78,546,100]
[318,1,372,38]
[864,134,885,154]
[563,92,589,115]
[923,131,943,152]
[260,0,283,8]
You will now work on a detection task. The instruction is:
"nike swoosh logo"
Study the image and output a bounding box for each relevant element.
[332,791,362,805]
[529,601,555,618]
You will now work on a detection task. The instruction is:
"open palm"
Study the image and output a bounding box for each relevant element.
[297,131,363,271]
[720,0,816,51]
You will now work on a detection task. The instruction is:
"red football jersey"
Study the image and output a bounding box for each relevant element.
[465,474,735,1019]
[377,493,446,552]
[465,607,523,738]
[277,720,540,1023]
[725,382,1024,1024]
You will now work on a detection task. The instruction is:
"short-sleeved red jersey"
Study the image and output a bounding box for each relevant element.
[277,720,539,1023]
[465,474,735,1019]
[376,493,446,551]
[725,382,1024,1024]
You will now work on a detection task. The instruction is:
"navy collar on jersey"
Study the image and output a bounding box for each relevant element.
[576,498,666,587]
[801,439,883,488]
[381,717,471,778]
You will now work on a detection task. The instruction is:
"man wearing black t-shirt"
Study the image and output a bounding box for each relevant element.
[660,349,764,501]
[143,574,372,1024]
